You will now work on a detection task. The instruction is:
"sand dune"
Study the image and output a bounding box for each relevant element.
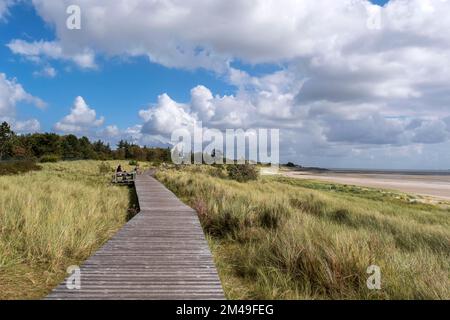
[284,171,450,201]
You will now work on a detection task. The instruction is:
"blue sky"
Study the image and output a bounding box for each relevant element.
[372,0,389,5]
[1,0,450,169]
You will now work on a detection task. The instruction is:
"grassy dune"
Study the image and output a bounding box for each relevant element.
[0,160,141,299]
[156,166,450,300]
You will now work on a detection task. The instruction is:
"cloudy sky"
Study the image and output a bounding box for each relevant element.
[1,0,450,169]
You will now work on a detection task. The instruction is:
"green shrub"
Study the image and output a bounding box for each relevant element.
[39,155,60,163]
[0,160,41,175]
[129,160,138,166]
[227,163,259,182]
[286,162,296,167]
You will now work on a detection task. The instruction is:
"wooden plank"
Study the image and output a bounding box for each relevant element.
[46,171,224,300]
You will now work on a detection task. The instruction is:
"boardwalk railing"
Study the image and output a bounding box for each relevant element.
[47,171,224,300]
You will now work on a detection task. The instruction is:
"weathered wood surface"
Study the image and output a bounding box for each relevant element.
[47,172,224,300]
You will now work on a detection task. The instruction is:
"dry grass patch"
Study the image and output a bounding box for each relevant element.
[0,160,147,299]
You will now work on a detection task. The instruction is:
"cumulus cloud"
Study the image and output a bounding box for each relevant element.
[0,72,46,116]
[25,0,372,67]
[99,125,120,138]
[123,124,170,147]
[0,72,44,133]
[138,82,450,160]
[12,119,41,133]
[54,96,104,133]
[21,1,449,65]
[140,93,197,136]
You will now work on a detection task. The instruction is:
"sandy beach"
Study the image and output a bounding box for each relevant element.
[284,170,450,201]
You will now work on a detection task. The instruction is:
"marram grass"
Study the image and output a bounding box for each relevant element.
[1,161,448,300]
[0,160,141,299]
[156,166,450,300]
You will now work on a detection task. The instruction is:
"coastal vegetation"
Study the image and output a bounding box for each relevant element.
[156,165,450,299]
[0,160,143,299]
[0,121,170,163]
[0,160,41,176]
[1,159,448,300]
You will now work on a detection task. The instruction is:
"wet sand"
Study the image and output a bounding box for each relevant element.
[284,171,450,201]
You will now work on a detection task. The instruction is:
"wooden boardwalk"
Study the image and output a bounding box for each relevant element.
[47,172,224,300]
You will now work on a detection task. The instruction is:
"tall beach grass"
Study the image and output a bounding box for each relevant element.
[0,160,141,299]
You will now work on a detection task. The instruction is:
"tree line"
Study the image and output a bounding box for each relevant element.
[0,122,171,162]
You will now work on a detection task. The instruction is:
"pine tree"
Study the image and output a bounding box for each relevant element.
[0,122,15,160]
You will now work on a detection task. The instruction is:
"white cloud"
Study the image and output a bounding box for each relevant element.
[7,40,96,69]
[23,0,449,66]
[190,86,215,121]
[0,0,16,21]
[93,124,170,148]
[26,0,376,68]
[0,72,46,117]
[54,96,104,133]
[0,117,41,133]
[100,125,120,138]
[0,72,44,134]
[12,119,41,133]
[138,81,450,162]
[23,1,449,109]
[33,66,57,78]
[140,93,197,136]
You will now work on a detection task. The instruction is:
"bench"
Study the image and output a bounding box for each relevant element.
[112,172,136,185]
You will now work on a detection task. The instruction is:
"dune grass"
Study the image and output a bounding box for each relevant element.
[156,166,450,300]
[0,160,144,299]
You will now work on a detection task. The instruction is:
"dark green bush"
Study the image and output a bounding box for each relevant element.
[129,160,138,166]
[39,155,60,163]
[227,163,259,182]
[0,161,41,175]
[259,210,279,229]
[286,162,296,167]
